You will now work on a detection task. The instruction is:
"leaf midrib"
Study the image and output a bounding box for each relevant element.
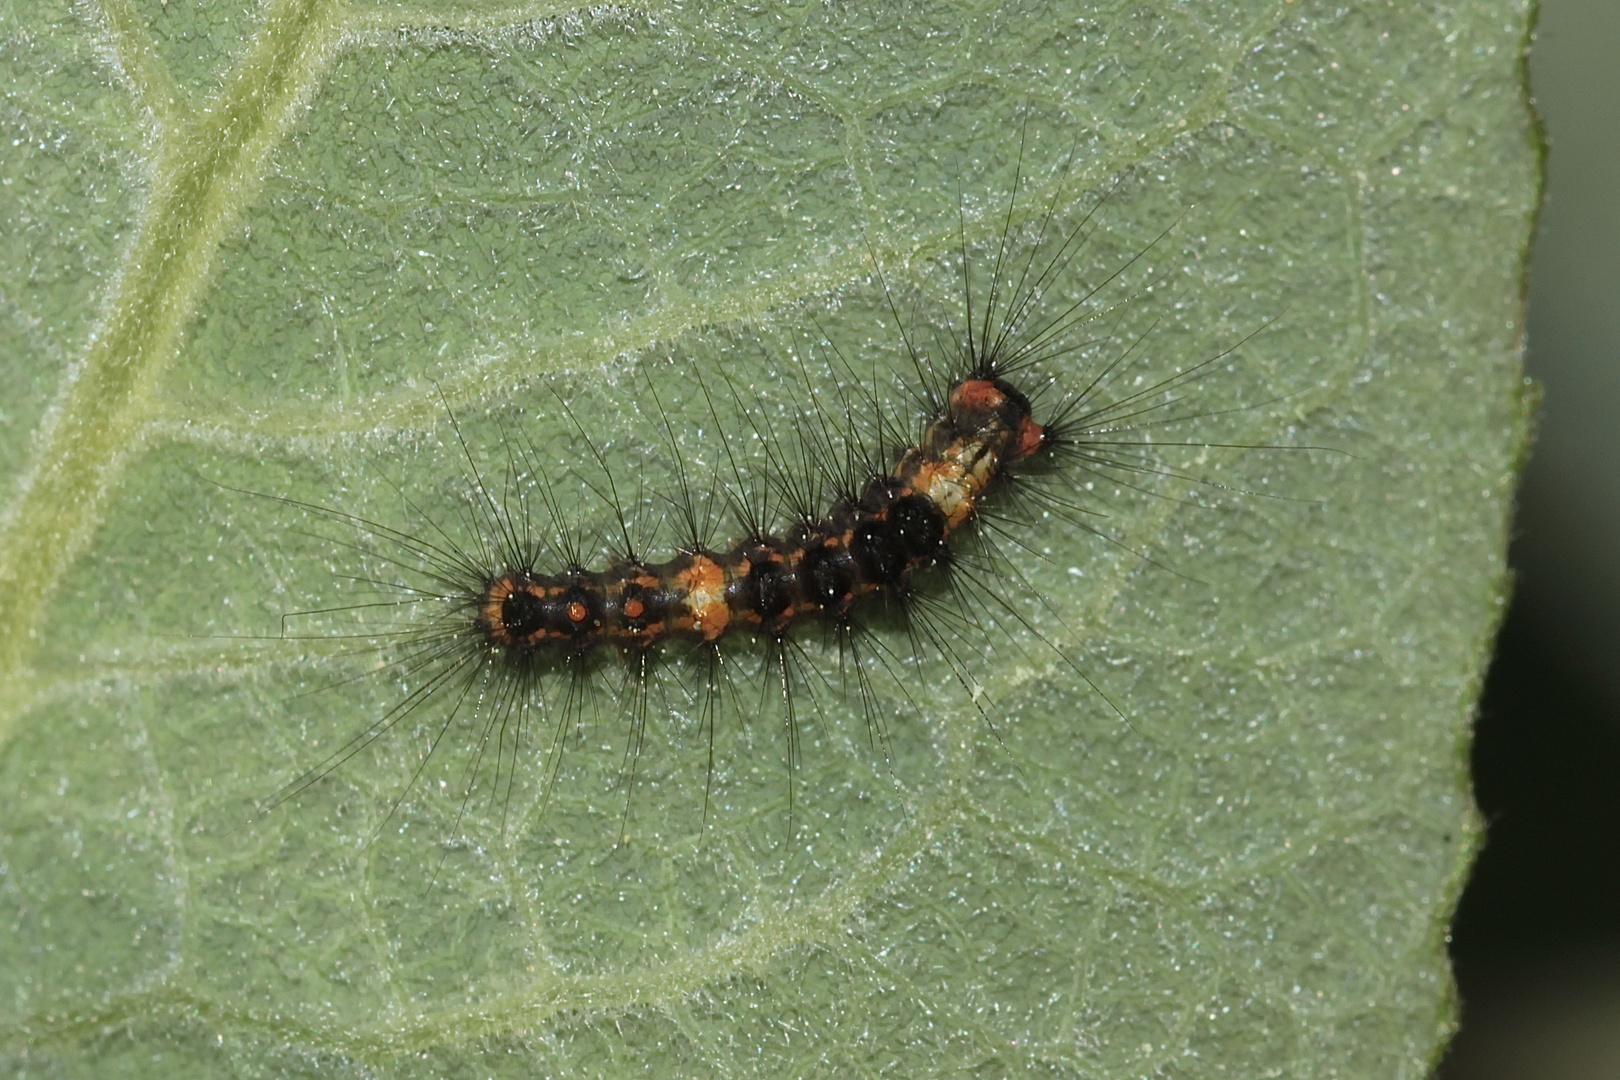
[0,0,344,727]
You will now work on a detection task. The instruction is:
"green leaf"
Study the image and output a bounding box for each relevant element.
[0,0,1536,1075]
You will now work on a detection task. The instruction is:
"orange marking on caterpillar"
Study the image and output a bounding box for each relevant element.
[1014,416,1046,461]
[952,378,1007,411]
[676,554,730,641]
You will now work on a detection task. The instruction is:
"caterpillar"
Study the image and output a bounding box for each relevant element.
[236,159,1288,840]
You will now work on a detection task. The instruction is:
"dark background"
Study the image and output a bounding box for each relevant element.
[1440,0,1620,1076]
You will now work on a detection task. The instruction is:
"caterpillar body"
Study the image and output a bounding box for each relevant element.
[478,374,1040,657]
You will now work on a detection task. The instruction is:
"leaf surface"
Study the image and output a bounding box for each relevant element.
[0,0,1536,1075]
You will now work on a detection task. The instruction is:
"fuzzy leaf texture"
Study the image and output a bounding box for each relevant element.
[0,0,1536,1076]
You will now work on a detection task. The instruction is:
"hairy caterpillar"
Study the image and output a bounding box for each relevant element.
[231,157,1297,843]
